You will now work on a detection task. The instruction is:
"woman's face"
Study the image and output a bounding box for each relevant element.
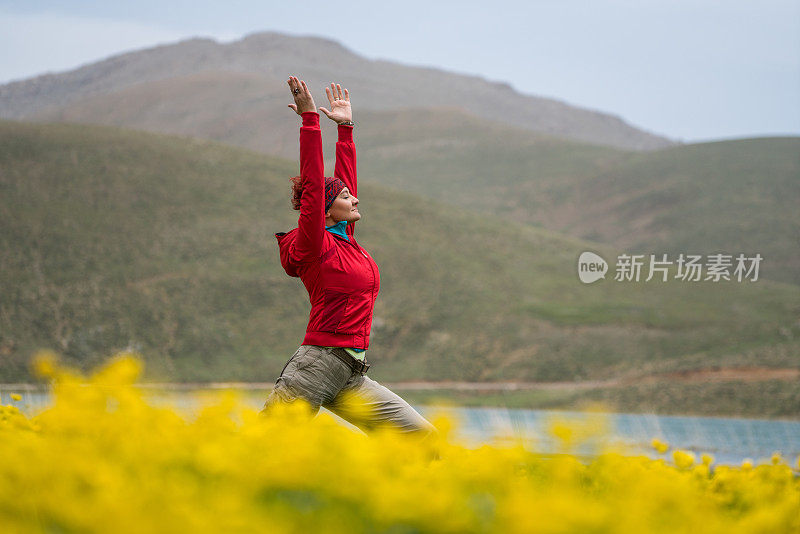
[327,187,360,223]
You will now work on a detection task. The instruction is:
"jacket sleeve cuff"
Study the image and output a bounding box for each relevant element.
[337,123,353,142]
[301,111,320,127]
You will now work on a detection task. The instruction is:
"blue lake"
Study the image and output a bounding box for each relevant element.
[423,405,800,467]
[3,388,798,467]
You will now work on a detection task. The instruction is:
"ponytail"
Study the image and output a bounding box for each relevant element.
[289,175,303,211]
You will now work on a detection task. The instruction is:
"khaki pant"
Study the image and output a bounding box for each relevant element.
[260,345,437,438]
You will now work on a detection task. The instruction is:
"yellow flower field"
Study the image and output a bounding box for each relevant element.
[1,351,798,533]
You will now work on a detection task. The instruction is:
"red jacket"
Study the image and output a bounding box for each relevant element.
[276,112,380,349]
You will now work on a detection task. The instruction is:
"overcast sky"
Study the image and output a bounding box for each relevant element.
[1,0,798,143]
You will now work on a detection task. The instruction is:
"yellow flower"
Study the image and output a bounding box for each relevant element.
[651,438,669,454]
[0,354,797,533]
[31,349,59,378]
[10,393,21,401]
[551,421,574,447]
[673,449,695,469]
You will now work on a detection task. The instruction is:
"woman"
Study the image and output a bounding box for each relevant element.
[260,76,436,439]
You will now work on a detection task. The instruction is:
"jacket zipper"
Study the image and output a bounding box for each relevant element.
[333,233,368,258]
[330,232,377,342]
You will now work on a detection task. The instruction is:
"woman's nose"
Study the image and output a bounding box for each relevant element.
[352,196,359,205]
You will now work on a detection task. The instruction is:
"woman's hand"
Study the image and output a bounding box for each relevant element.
[319,83,352,124]
[287,76,316,115]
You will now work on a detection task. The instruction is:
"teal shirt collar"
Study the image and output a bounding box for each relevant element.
[325,220,349,241]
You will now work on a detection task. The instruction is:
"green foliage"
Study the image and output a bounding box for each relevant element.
[353,111,800,285]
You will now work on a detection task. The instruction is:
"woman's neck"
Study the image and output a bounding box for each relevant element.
[325,220,349,240]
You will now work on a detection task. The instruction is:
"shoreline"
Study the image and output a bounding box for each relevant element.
[3,380,799,423]
[2,365,795,391]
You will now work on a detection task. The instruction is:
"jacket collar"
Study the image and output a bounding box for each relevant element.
[325,220,349,241]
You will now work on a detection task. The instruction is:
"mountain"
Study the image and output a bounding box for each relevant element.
[0,31,674,151]
[1,120,798,420]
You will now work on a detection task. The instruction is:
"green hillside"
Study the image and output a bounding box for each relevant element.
[1,120,798,417]
[349,109,800,285]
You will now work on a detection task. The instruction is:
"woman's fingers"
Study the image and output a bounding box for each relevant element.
[288,77,303,100]
[287,76,314,114]
[331,83,341,100]
[324,82,349,102]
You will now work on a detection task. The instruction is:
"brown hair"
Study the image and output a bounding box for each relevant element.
[289,175,303,211]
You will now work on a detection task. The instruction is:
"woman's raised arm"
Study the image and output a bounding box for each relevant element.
[287,76,325,262]
[320,83,357,235]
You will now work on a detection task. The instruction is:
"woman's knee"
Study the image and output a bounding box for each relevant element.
[413,416,439,440]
